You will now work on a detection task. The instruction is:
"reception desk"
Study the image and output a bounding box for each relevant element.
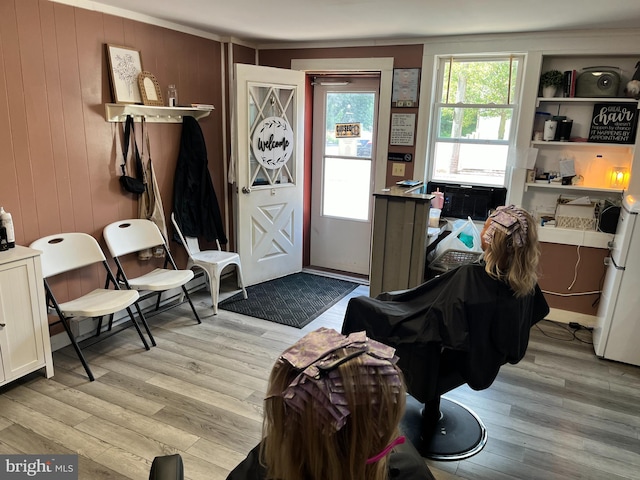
[370,186,434,297]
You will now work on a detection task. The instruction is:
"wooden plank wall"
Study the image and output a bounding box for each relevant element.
[0,0,224,312]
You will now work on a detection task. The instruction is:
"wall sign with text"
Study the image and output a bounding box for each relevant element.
[251,117,294,169]
[335,123,362,138]
[390,113,416,146]
[588,102,638,144]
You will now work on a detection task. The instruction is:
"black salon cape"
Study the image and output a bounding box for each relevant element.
[172,116,227,244]
[226,441,436,480]
[342,263,549,397]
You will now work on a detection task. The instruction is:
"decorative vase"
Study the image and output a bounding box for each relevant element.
[542,86,557,98]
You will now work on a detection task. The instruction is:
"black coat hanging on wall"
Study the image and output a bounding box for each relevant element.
[173,116,227,244]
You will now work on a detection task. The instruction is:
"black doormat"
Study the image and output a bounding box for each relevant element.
[218,272,359,329]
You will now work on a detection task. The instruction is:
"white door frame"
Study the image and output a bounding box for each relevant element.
[291,58,397,192]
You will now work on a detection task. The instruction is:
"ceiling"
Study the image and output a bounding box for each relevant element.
[75,0,640,45]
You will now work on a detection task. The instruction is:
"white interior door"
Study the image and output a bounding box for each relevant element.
[234,64,305,286]
[310,77,379,275]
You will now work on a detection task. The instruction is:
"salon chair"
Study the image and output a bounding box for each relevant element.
[149,454,184,480]
[342,263,549,461]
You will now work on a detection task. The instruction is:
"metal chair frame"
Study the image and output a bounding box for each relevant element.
[103,219,202,336]
[30,232,153,381]
[171,213,247,314]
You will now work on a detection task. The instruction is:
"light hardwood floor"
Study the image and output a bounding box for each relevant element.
[1,284,639,480]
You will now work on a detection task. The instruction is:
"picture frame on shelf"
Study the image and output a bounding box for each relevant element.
[105,44,143,104]
[138,71,164,106]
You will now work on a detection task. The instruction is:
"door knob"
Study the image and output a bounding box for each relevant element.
[242,186,251,194]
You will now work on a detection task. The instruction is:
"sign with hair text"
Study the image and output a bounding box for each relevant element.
[588,102,638,144]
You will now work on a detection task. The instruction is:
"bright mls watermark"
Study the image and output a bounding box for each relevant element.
[1,455,78,479]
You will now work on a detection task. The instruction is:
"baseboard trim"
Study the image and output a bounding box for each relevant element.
[545,308,598,328]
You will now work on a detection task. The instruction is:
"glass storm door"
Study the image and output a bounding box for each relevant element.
[310,76,379,275]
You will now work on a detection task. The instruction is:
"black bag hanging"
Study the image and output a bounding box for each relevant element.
[119,115,146,195]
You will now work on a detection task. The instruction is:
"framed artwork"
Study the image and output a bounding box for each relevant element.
[392,68,420,107]
[106,44,143,104]
[138,71,164,106]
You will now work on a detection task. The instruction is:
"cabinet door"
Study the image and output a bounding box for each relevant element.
[0,258,46,380]
[0,344,5,383]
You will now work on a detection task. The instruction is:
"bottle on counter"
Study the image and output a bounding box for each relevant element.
[0,225,8,251]
[167,84,178,107]
[0,207,15,248]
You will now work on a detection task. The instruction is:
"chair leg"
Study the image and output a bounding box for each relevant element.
[107,313,115,331]
[125,306,152,350]
[59,314,95,382]
[155,292,162,311]
[182,285,202,324]
[236,263,248,299]
[132,302,156,347]
[210,276,219,315]
[95,315,104,337]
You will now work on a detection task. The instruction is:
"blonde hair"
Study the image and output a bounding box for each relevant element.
[483,208,540,297]
[261,348,406,480]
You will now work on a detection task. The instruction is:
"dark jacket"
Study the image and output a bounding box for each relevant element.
[172,116,227,244]
[226,441,435,480]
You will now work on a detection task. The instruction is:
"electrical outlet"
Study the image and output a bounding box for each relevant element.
[392,163,405,176]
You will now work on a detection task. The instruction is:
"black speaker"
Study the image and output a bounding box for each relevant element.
[599,203,621,234]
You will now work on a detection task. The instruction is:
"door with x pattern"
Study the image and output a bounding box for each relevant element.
[234,64,305,285]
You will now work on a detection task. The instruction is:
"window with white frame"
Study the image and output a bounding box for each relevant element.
[430,55,523,187]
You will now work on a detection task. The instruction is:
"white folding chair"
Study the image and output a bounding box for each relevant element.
[171,212,247,314]
[103,219,202,332]
[30,232,152,382]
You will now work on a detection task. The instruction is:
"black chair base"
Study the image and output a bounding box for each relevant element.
[400,394,487,461]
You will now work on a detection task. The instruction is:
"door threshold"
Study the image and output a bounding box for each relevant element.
[303,266,369,285]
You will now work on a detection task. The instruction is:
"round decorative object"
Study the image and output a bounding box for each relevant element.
[251,117,294,169]
[542,85,557,98]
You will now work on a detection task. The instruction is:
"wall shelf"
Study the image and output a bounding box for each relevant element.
[525,182,624,195]
[531,140,633,149]
[536,97,639,107]
[104,103,213,123]
[537,225,613,248]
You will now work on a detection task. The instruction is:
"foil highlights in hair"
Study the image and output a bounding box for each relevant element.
[268,327,402,433]
[483,205,529,248]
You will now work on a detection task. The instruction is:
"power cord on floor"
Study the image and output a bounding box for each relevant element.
[535,319,594,345]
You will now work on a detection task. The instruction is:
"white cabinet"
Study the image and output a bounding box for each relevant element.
[0,246,54,385]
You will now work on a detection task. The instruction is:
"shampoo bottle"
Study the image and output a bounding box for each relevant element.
[0,207,15,248]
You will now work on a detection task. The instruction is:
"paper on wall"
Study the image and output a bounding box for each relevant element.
[559,159,576,178]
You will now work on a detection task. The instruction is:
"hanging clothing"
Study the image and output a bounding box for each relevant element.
[138,119,168,260]
[173,116,227,244]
